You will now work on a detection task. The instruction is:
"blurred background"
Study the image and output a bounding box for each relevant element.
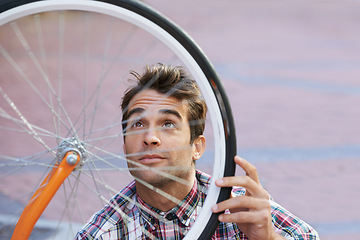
[1,0,360,239]
[145,0,360,239]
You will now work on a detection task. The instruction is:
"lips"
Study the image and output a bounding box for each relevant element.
[139,154,165,164]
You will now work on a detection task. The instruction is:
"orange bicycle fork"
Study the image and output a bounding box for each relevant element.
[11,138,85,240]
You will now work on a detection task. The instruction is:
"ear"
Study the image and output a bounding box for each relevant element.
[192,135,206,161]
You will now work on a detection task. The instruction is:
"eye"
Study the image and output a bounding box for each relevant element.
[131,121,143,128]
[162,121,175,128]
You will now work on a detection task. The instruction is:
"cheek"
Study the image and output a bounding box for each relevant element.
[123,136,138,154]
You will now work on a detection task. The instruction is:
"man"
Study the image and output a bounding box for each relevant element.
[76,64,319,239]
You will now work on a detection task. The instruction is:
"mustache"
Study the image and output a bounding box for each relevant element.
[124,145,192,158]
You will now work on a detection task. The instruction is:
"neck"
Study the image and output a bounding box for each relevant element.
[135,171,196,211]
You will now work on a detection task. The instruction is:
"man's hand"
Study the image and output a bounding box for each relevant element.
[212,156,285,240]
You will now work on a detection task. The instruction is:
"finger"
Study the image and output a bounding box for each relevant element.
[212,195,269,214]
[218,209,271,225]
[235,156,260,184]
[215,176,266,197]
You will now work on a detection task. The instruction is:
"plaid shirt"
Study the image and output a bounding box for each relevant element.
[75,171,319,239]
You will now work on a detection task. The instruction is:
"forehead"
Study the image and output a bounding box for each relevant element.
[128,89,188,116]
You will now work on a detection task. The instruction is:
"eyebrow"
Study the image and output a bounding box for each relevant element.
[127,107,145,120]
[127,107,183,120]
[159,109,183,120]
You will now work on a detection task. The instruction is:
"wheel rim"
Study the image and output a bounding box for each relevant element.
[0,1,236,239]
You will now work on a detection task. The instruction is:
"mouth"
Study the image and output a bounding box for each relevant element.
[138,154,165,164]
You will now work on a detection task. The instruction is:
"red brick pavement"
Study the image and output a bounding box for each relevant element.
[1,0,360,239]
[147,0,360,239]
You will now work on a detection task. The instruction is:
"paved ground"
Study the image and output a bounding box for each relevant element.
[146,0,360,239]
[1,0,360,239]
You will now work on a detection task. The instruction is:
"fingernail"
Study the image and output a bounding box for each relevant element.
[235,156,243,162]
[212,205,218,212]
[216,178,223,185]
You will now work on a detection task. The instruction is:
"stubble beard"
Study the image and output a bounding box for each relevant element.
[129,163,195,189]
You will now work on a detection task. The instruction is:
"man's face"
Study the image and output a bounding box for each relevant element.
[123,89,199,188]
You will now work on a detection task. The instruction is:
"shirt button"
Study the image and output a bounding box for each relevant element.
[165,213,177,221]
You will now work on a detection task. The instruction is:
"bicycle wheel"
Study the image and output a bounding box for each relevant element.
[0,0,236,239]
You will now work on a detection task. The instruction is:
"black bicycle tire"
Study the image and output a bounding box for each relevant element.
[0,0,237,239]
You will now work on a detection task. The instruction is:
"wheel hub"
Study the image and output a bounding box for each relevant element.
[57,137,86,168]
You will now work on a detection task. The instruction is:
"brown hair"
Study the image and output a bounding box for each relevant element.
[121,64,207,143]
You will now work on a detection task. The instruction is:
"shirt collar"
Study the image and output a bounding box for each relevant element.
[136,176,201,228]
[173,176,200,226]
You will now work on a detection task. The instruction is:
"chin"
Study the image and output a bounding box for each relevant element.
[130,169,165,185]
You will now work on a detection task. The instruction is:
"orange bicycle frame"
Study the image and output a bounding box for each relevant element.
[11,150,81,240]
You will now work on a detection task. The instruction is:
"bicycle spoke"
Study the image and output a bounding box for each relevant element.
[0,86,55,154]
[0,2,234,239]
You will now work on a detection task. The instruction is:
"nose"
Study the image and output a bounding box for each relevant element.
[143,128,161,146]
